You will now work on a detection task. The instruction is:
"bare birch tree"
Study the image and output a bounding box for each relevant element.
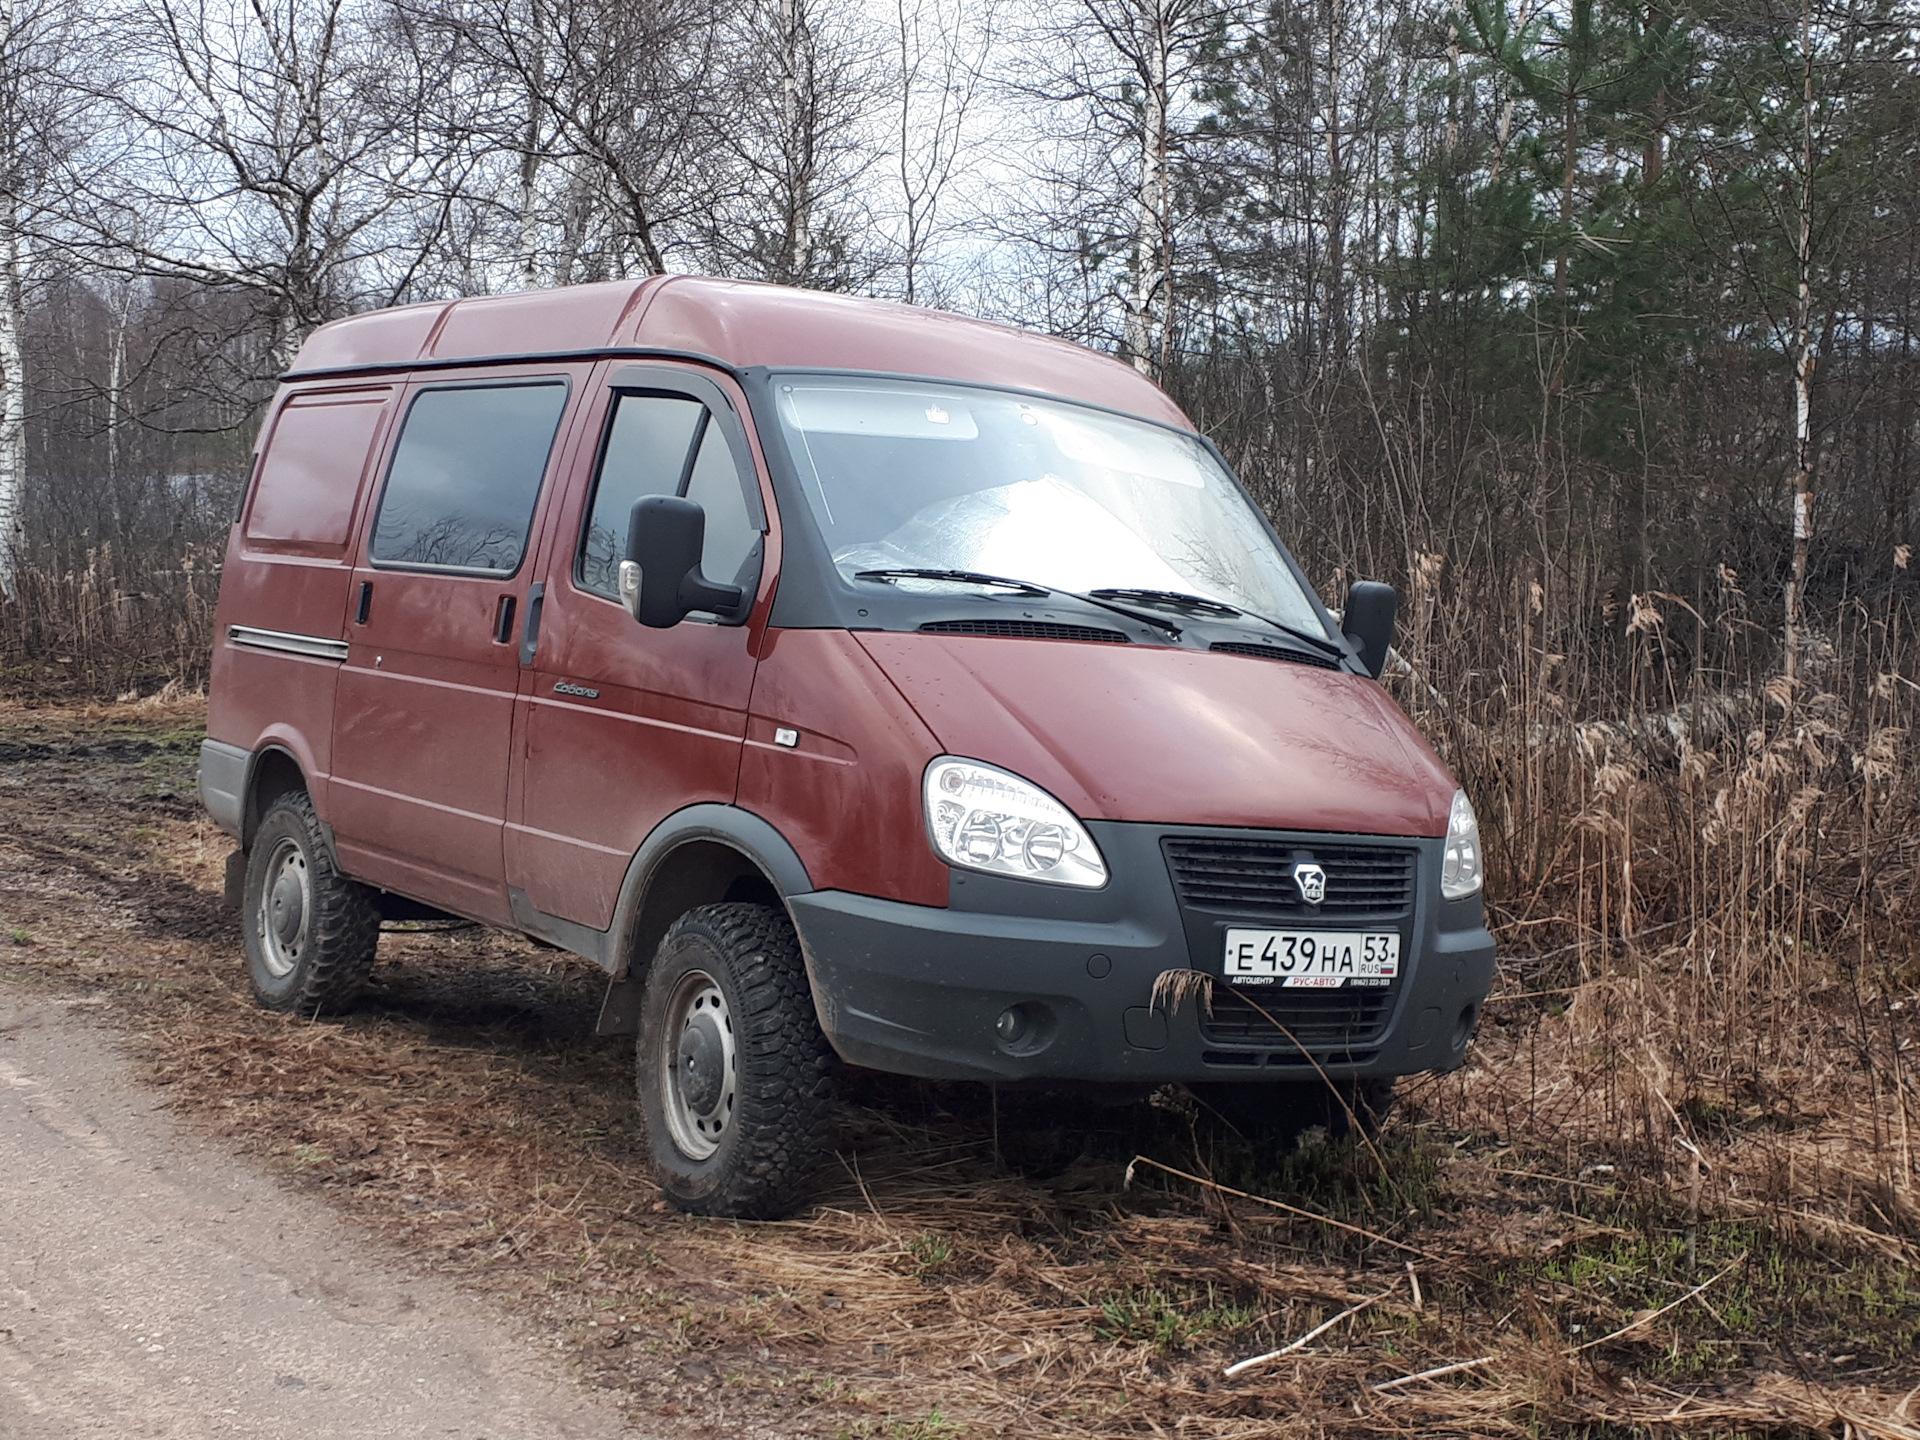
[1786,0,1816,675]
[1696,0,1886,675]
[702,0,881,288]
[0,139,24,595]
[429,0,737,282]
[0,0,87,595]
[996,0,1236,377]
[69,0,455,376]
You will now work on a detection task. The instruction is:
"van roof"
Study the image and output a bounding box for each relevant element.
[287,275,1192,430]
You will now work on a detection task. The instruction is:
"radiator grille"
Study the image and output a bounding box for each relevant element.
[919,619,1129,643]
[1201,985,1395,1049]
[1163,838,1417,919]
[1209,641,1343,671]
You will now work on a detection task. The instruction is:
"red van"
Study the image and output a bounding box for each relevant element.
[200,277,1493,1218]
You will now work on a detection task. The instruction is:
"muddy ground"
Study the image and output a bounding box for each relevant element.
[2,697,1917,1438]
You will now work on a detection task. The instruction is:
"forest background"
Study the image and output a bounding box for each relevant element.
[3,0,1920,1066]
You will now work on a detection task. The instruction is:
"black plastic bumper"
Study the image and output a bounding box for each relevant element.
[788,820,1495,1083]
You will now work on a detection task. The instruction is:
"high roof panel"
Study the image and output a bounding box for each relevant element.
[287,276,1190,430]
[288,300,449,375]
[426,280,651,360]
[631,277,1189,429]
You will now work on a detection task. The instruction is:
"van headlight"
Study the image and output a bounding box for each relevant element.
[923,757,1108,888]
[1441,789,1484,899]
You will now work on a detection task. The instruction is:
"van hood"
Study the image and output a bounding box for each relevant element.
[855,633,1455,836]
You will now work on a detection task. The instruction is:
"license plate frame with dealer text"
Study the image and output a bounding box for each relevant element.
[1221,929,1401,987]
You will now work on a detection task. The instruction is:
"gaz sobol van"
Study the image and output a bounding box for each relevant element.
[200,277,1494,1218]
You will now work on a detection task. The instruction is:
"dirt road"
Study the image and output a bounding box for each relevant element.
[0,990,638,1440]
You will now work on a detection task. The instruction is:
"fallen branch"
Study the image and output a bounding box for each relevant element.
[1371,1356,1494,1392]
[1224,1279,1400,1378]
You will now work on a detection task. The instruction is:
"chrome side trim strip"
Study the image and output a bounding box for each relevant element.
[227,625,351,662]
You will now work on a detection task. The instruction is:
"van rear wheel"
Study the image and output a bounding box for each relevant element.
[636,903,835,1219]
[242,791,381,1015]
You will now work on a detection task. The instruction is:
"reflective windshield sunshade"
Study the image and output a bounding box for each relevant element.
[774,378,1330,640]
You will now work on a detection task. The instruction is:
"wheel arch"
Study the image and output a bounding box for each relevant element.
[244,745,310,849]
[613,804,813,981]
[576,805,814,1036]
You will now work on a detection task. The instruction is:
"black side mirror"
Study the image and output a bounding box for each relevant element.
[1342,581,1397,680]
[620,495,746,629]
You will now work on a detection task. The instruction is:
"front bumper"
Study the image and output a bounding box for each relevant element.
[788,820,1494,1083]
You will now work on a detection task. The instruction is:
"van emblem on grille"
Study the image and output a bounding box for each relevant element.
[1292,862,1328,905]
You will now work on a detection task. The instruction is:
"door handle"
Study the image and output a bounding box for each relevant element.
[354,580,373,625]
[494,594,517,645]
[519,582,545,665]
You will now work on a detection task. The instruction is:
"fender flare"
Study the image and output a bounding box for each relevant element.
[202,735,333,852]
[507,803,814,979]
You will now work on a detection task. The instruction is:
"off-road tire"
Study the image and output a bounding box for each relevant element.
[243,791,381,1015]
[636,903,835,1219]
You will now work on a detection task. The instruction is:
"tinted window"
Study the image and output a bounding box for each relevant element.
[372,383,568,573]
[247,391,390,554]
[578,392,761,604]
[579,395,704,597]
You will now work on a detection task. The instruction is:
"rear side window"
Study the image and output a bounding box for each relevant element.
[246,390,390,555]
[371,382,568,574]
[578,391,761,601]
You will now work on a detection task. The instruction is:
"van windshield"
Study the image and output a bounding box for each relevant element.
[772,378,1328,636]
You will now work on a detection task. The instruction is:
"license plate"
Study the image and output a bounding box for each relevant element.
[1222,929,1400,987]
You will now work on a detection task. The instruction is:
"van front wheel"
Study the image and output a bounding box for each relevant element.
[243,791,380,1015]
[636,903,835,1219]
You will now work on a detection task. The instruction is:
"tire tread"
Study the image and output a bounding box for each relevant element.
[640,902,835,1219]
[246,791,380,1015]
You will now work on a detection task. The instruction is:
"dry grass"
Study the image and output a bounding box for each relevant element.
[0,554,219,697]
[3,677,1918,1436]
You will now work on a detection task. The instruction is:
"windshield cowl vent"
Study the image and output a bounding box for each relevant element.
[919,619,1130,644]
[1210,641,1343,671]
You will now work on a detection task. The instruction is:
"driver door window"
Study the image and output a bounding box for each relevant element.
[579,392,760,604]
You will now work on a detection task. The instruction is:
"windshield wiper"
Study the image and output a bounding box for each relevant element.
[1088,587,1242,617]
[1088,587,1347,659]
[855,568,1183,636]
[855,567,1050,597]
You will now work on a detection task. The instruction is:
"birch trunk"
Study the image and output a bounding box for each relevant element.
[0,0,25,595]
[1124,0,1170,378]
[1324,0,1347,367]
[0,192,25,598]
[516,88,544,290]
[779,0,815,284]
[894,0,923,305]
[1785,0,1815,678]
